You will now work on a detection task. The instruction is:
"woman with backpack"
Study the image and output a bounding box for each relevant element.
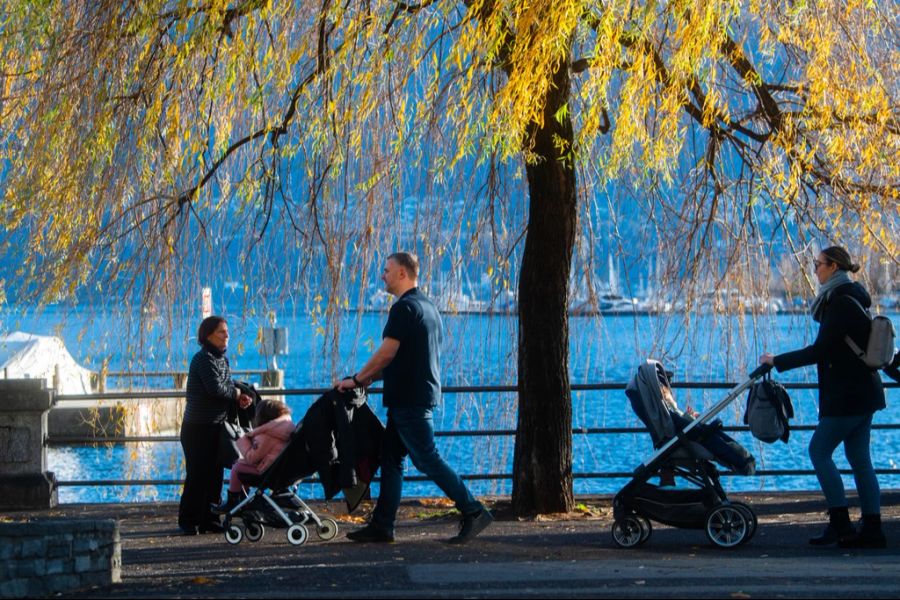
[759,246,886,549]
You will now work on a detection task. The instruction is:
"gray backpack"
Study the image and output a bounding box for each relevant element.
[744,376,794,444]
[843,296,896,370]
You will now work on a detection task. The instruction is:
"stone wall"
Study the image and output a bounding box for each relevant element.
[0,519,120,598]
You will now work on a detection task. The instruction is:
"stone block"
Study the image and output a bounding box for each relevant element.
[47,574,81,594]
[0,578,29,599]
[31,558,47,577]
[0,418,44,475]
[79,570,113,589]
[73,536,100,553]
[95,554,114,573]
[45,558,70,575]
[12,559,34,579]
[0,472,58,509]
[0,541,16,560]
[46,539,73,559]
[0,426,30,463]
[74,555,93,573]
[0,379,54,412]
[17,538,46,559]
[14,557,47,579]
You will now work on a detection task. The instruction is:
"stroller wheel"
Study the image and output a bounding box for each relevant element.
[611,516,645,548]
[224,524,243,545]
[286,523,309,546]
[727,501,758,543]
[316,517,339,541]
[244,521,265,542]
[637,516,652,543]
[705,505,748,548]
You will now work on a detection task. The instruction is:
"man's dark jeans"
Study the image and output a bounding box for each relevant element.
[371,406,482,533]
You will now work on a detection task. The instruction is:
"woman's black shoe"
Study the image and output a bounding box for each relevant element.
[810,507,856,546]
[179,525,200,536]
[199,521,226,534]
[839,514,887,549]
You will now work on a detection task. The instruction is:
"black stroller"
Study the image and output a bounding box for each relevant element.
[611,360,771,549]
[222,421,339,546]
[221,388,383,546]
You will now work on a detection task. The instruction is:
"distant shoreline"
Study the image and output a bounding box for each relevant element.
[353,307,822,316]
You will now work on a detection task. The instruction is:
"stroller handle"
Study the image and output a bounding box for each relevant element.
[748,364,773,380]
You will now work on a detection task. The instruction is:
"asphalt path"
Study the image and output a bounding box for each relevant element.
[12,492,900,599]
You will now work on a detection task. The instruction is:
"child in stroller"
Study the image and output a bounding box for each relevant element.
[612,359,764,548]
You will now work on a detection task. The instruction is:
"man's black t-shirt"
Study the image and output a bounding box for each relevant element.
[381,288,442,408]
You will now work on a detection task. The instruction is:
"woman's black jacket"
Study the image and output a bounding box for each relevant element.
[184,344,238,425]
[774,282,885,418]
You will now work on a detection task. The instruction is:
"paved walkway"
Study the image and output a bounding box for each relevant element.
[10,491,900,598]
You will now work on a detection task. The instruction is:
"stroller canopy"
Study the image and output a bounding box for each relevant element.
[625,359,678,446]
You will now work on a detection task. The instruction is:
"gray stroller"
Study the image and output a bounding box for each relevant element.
[611,360,770,548]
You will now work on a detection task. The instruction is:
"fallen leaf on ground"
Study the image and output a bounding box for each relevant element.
[417,497,455,507]
[339,515,368,524]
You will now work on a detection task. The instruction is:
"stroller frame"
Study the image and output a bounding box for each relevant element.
[221,423,340,546]
[612,364,771,549]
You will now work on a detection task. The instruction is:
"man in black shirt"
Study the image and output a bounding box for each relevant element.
[336,252,493,544]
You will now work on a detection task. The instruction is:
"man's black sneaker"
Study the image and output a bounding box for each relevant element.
[448,508,494,544]
[346,523,394,543]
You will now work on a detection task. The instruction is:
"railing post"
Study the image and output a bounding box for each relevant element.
[173,373,188,389]
[0,379,58,509]
[262,368,284,389]
[90,366,108,393]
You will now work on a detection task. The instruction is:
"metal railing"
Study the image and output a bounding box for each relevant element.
[90,369,279,393]
[48,381,900,489]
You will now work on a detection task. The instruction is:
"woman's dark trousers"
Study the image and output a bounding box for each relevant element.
[179,423,225,530]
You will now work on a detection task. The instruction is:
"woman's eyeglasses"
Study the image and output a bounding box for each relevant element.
[812,259,828,270]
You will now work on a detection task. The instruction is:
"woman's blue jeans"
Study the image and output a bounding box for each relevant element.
[371,406,483,533]
[809,413,880,515]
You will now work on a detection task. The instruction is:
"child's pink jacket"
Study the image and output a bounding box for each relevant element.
[235,415,293,472]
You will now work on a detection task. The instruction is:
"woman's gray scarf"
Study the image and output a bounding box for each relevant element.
[810,270,852,322]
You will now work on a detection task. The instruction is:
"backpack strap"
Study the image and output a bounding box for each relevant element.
[839,294,871,361]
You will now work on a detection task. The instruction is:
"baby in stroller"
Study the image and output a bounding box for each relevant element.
[612,359,759,548]
[627,361,755,481]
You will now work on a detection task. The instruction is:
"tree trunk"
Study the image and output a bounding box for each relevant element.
[511,59,577,515]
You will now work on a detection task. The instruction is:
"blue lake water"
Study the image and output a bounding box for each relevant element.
[4,305,899,503]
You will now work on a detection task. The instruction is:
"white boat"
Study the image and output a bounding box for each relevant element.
[597,293,639,314]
